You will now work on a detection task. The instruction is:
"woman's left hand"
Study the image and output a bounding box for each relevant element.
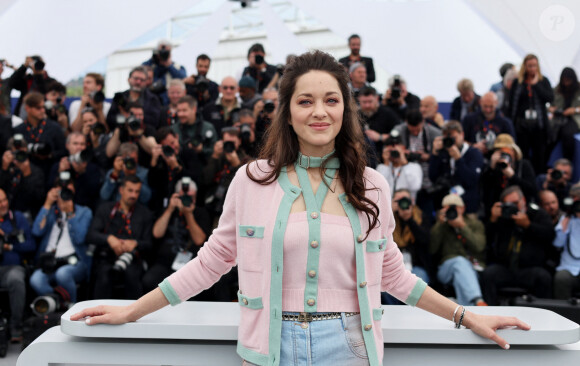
[463,311,531,349]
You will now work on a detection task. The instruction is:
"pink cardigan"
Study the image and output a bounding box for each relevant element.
[160,160,427,366]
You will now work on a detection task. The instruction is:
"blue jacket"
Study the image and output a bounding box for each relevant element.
[100,167,152,204]
[32,204,93,276]
[142,58,187,105]
[0,211,36,266]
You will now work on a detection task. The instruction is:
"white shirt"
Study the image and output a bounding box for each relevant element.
[376,162,423,200]
[68,99,111,126]
[45,213,76,258]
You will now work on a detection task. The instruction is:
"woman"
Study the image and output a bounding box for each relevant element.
[508,54,554,174]
[72,51,528,365]
[549,67,580,161]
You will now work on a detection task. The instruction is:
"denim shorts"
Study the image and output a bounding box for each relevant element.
[243,312,370,366]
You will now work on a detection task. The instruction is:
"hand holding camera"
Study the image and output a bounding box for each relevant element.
[546,168,566,186]
[44,187,60,209]
[112,156,124,176]
[2,150,14,170]
[161,145,179,170]
[394,197,413,221]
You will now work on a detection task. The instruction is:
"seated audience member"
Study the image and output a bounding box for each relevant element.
[0,135,45,216]
[238,76,261,111]
[13,92,66,177]
[536,158,573,206]
[101,142,151,204]
[382,75,421,121]
[106,66,161,131]
[420,95,445,129]
[429,121,484,215]
[142,178,212,293]
[43,81,69,133]
[382,189,432,305]
[183,54,219,110]
[0,188,35,342]
[241,43,277,94]
[80,108,111,171]
[202,76,242,133]
[9,55,55,117]
[359,86,400,158]
[204,127,250,223]
[376,134,422,200]
[348,62,369,98]
[233,109,258,158]
[87,175,153,299]
[30,180,92,304]
[450,78,481,122]
[172,95,217,162]
[482,186,555,305]
[462,92,515,156]
[157,79,186,128]
[430,194,487,306]
[253,88,279,149]
[539,189,564,227]
[105,102,157,168]
[70,73,110,132]
[553,183,580,299]
[148,127,203,214]
[47,132,101,210]
[338,34,375,83]
[481,134,536,219]
[142,39,187,106]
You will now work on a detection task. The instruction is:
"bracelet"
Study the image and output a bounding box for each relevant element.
[452,305,461,323]
[456,307,466,329]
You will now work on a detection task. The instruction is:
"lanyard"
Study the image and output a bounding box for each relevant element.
[390,164,404,196]
[109,203,134,236]
[25,119,47,142]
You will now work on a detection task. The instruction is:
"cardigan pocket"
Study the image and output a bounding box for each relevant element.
[366,239,387,253]
[373,308,384,321]
[237,290,264,309]
[238,224,266,272]
[366,238,387,285]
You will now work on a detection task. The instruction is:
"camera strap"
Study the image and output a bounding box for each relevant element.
[25,119,47,142]
[389,164,404,196]
[565,225,580,260]
[107,203,134,237]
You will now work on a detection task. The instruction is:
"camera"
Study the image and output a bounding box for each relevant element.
[89,90,105,104]
[162,145,175,157]
[13,133,25,149]
[113,92,128,110]
[28,142,51,156]
[426,175,452,196]
[263,100,275,113]
[240,123,252,141]
[563,197,580,215]
[69,149,91,164]
[443,136,456,149]
[123,157,137,170]
[31,293,62,316]
[501,202,519,219]
[92,122,107,135]
[152,45,171,65]
[180,177,193,207]
[31,56,45,71]
[254,54,265,65]
[550,169,563,181]
[390,75,402,101]
[127,115,142,131]
[496,152,512,170]
[149,80,166,95]
[385,129,401,146]
[390,149,400,159]
[223,141,235,154]
[58,171,74,201]
[12,150,28,163]
[396,197,412,210]
[445,205,458,221]
[113,251,135,272]
[406,152,422,162]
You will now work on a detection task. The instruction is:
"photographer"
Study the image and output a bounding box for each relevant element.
[462,92,515,156]
[430,194,487,306]
[87,175,153,299]
[233,108,258,158]
[70,73,110,132]
[43,81,69,134]
[204,127,249,224]
[101,142,151,205]
[481,134,536,219]
[238,76,261,111]
[553,183,580,299]
[382,189,432,305]
[539,190,564,227]
[148,127,203,214]
[536,158,573,207]
[172,95,217,162]
[429,121,484,215]
[482,185,555,305]
[157,79,186,129]
[183,54,219,111]
[382,75,420,120]
[449,78,481,122]
[30,178,92,305]
[105,102,157,168]
[359,86,400,158]
[13,92,66,177]
[0,188,35,342]
[241,43,277,94]
[376,132,422,200]
[143,178,211,294]
[47,132,102,210]
[253,88,278,149]
[80,108,111,171]
[0,135,45,216]
[347,62,369,98]
[106,66,161,131]
[202,76,242,134]
[9,55,56,117]
[142,40,187,106]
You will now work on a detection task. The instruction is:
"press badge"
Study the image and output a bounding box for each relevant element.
[172,251,193,271]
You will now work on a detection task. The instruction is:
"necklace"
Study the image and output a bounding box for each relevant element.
[296,151,340,169]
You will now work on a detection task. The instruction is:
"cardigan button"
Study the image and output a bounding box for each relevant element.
[357,234,364,243]
[310,212,319,220]
[242,298,248,305]
[310,240,319,248]
[359,281,367,288]
[307,299,316,306]
[364,324,372,331]
[245,228,255,237]
[308,270,316,278]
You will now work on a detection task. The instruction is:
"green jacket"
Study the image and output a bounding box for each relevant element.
[171,119,217,160]
[430,216,486,266]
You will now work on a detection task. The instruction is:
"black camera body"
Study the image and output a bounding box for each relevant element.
[390,75,402,101]
[445,205,458,221]
[496,152,512,170]
[550,169,563,181]
[443,136,456,149]
[162,145,175,157]
[113,92,128,110]
[501,202,519,219]
[152,46,170,65]
[89,90,106,104]
[28,142,51,157]
[92,122,107,135]
[223,141,235,154]
[263,100,275,113]
[562,197,580,215]
[254,54,265,65]
[31,55,45,71]
[123,157,137,171]
[406,152,422,162]
[390,149,400,159]
[13,150,28,163]
[397,197,412,211]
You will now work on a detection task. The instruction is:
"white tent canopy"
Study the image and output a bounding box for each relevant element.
[1,0,578,101]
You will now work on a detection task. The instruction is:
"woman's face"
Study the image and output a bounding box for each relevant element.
[289,70,344,157]
[82,112,97,127]
[525,58,538,77]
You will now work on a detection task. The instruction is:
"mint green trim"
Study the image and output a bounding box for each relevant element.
[237,290,264,309]
[237,343,269,366]
[267,167,301,366]
[373,308,384,321]
[239,225,265,238]
[366,239,387,253]
[405,278,428,307]
[158,279,181,306]
[339,193,380,366]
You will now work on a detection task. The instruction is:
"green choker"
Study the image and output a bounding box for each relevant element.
[296,151,340,169]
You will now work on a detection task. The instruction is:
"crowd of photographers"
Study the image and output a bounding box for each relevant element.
[0,36,580,342]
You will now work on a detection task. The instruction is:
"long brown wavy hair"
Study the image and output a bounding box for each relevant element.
[247,50,379,237]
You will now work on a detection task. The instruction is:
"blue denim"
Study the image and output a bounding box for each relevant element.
[30,263,87,303]
[437,256,482,305]
[382,266,430,305]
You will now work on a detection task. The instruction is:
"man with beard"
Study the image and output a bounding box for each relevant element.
[339,34,375,83]
[358,86,400,158]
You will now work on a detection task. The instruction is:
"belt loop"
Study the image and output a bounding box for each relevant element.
[340,312,348,331]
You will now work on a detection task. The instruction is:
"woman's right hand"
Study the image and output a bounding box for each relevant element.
[70,305,134,325]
